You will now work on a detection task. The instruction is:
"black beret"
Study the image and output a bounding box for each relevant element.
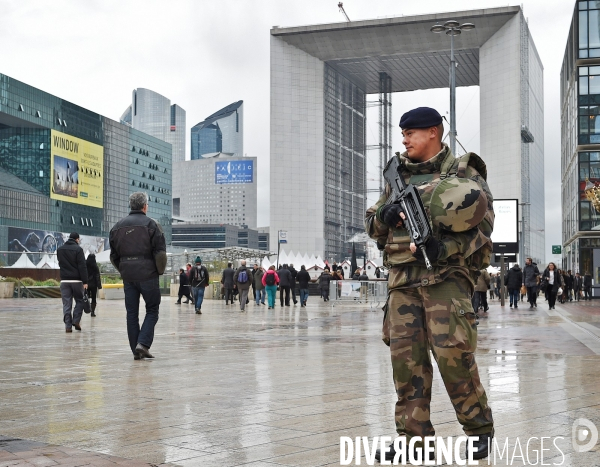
[399,107,443,129]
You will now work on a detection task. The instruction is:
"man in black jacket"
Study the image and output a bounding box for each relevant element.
[176,268,192,305]
[110,192,167,360]
[288,264,299,305]
[523,258,540,309]
[278,264,293,306]
[221,263,235,305]
[574,272,583,301]
[583,272,593,300]
[57,232,88,332]
[296,265,311,307]
[189,257,210,314]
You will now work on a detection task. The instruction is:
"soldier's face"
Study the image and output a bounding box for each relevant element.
[402,127,436,160]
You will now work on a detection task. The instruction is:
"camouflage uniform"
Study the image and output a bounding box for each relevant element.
[365,144,494,441]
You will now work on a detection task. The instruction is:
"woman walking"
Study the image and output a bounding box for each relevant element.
[85,253,101,317]
[262,265,280,309]
[542,262,563,310]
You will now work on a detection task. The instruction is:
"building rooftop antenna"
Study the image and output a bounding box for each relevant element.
[338,2,351,22]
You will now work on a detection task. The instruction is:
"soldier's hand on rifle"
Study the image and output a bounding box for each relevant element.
[412,237,442,264]
[380,204,405,228]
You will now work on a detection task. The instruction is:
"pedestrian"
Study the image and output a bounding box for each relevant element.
[523,257,540,309]
[262,265,279,309]
[189,257,209,314]
[221,262,235,305]
[318,269,332,301]
[574,272,583,301]
[542,262,563,309]
[234,260,253,312]
[288,263,299,304]
[488,274,495,300]
[254,266,266,305]
[494,274,501,300]
[358,269,369,281]
[297,265,311,307]
[57,232,88,332]
[251,263,260,302]
[365,107,494,462]
[176,268,193,305]
[352,268,361,280]
[583,271,593,299]
[85,252,101,317]
[472,268,490,313]
[109,192,167,360]
[505,264,523,308]
[375,267,381,279]
[186,263,194,302]
[565,270,574,302]
[277,263,292,306]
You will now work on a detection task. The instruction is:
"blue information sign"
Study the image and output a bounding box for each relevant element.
[215,160,253,184]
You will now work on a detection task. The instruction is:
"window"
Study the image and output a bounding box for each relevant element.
[579,1,600,57]
[578,151,600,230]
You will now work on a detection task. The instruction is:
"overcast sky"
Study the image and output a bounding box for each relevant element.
[2,0,573,262]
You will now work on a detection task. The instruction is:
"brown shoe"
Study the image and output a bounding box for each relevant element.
[73,322,82,331]
[65,328,72,333]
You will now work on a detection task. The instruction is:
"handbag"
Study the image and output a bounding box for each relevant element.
[520,285,527,295]
[82,292,92,314]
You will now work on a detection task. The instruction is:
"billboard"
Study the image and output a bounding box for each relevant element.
[491,199,518,254]
[215,160,253,184]
[50,129,104,208]
[6,227,109,266]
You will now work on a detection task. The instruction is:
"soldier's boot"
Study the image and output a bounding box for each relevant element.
[468,432,494,460]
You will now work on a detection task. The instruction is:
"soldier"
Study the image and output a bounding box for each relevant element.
[365,107,494,462]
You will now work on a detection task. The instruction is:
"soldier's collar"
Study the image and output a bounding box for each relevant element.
[400,144,450,174]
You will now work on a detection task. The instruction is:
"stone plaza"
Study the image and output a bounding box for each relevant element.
[0,295,599,466]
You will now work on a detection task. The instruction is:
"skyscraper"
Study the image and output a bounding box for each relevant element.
[121,88,186,162]
[191,101,243,159]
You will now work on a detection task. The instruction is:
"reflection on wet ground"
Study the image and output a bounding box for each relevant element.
[0,295,598,466]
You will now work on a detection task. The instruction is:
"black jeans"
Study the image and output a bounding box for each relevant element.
[224,287,234,303]
[526,286,537,306]
[124,278,161,354]
[279,286,290,306]
[548,290,558,308]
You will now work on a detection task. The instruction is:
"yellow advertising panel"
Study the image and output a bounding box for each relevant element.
[50,130,103,208]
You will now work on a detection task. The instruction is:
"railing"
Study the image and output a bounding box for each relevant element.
[329,280,388,309]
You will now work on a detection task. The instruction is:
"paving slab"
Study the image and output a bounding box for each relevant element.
[0,294,599,466]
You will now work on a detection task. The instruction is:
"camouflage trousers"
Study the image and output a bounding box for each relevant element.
[383,272,494,439]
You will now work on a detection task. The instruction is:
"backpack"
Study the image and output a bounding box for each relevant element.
[192,266,205,285]
[238,269,248,284]
[265,273,275,286]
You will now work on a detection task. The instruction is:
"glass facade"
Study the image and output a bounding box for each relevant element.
[323,64,366,261]
[561,3,600,293]
[0,73,173,243]
[171,223,264,250]
[190,101,243,159]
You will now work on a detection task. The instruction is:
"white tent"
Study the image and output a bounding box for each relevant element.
[8,253,37,268]
[36,254,60,269]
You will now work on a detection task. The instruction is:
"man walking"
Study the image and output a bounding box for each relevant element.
[277,264,292,306]
[365,107,494,462]
[57,232,88,332]
[253,266,265,305]
[584,271,593,300]
[472,268,490,313]
[574,272,583,301]
[234,260,253,312]
[288,263,299,305]
[221,263,235,305]
[251,263,260,301]
[189,257,209,314]
[110,192,167,360]
[296,265,311,307]
[176,268,193,305]
[523,257,540,309]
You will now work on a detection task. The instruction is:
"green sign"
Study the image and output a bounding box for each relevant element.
[552,245,562,254]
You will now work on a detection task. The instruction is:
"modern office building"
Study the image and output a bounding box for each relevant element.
[561,0,600,293]
[0,73,173,252]
[257,227,270,251]
[191,101,243,160]
[172,154,257,229]
[270,6,545,263]
[172,223,264,250]
[121,88,186,163]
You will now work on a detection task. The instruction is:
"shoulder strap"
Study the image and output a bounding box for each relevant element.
[456,152,488,180]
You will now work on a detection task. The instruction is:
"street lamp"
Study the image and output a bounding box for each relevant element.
[430,21,475,155]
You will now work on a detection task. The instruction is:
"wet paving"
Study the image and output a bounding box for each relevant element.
[0,294,599,466]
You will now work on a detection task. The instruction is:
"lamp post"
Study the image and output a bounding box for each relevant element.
[430,21,475,155]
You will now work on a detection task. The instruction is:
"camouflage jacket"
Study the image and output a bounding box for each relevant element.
[364,144,494,290]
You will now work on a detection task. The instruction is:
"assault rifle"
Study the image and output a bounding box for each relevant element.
[383,157,433,270]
